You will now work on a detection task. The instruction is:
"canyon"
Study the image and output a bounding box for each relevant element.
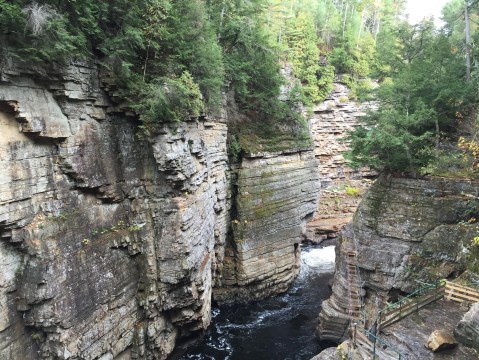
[2,62,477,360]
[306,83,375,243]
[0,63,326,360]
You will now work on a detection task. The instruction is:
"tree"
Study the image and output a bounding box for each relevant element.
[286,11,334,103]
[346,19,475,173]
[442,0,479,82]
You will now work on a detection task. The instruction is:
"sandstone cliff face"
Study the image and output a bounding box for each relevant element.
[0,64,320,359]
[318,175,479,342]
[306,83,375,243]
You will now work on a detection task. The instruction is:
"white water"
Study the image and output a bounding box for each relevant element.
[301,245,336,274]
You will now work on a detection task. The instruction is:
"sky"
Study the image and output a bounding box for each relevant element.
[405,0,451,26]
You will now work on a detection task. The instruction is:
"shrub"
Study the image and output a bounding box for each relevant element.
[426,149,472,177]
[345,185,361,196]
[228,135,242,161]
[135,71,204,134]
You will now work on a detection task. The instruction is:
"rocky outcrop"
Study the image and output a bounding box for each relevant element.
[426,329,457,352]
[214,151,320,303]
[0,64,231,360]
[306,83,375,243]
[0,62,320,359]
[318,175,479,342]
[455,302,479,352]
[374,297,477,359]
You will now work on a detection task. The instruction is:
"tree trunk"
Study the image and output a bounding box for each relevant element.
[435,118,440,150]
[357,8,366,47]
[342,2,349,39]
[218,1,226,41]
[465,0,472,82]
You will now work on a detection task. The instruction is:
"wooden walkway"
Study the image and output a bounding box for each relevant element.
[445,281,479,303]
[344,243,479,359]
[375,283,446,333]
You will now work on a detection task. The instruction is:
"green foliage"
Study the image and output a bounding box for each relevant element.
[212,0,287,119]
[425,149,472,178]
[31,331,44,341]
[128,224,142,232]
[13,0,475,163]
[329,33,376,97]
[462,200,479,221]
[223,27,282,115]
[286,11,334,103]
[347,19,478,174]
[134,71,204,134]
[0,0,88,63]
[161,0,224,111]
[329,35,375,79]
[228,135,242,161]
[344,185,361,197]
[355,78,376,101]
[346,104,436,172]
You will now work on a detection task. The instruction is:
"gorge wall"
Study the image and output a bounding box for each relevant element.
[0,64,319,359]
[214,151,320,303]
[318,175,479,342]
[306,83,375,243]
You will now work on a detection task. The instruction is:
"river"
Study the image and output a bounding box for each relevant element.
[176,245,337,360]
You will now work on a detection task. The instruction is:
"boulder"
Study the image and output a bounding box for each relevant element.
[454,302,479,352]
[426,329,457,352]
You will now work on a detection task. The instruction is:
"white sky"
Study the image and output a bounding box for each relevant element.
[405,0,450,26]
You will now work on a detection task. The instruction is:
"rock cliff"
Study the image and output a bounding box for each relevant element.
[214,151,320,303]
[0,64,320,359]
[318,175,479,342]
[306,83,375,243]
[455,302,479,352]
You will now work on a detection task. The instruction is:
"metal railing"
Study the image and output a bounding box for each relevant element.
[358,327,408,360]
[369,280,444,334]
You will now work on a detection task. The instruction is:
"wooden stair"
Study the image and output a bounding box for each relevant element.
[346,250,362,321]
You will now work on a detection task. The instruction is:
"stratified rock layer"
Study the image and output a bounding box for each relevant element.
[306,83,375,243]
[0,63,230,359]
[318,175,479,343]
[0,63,319,359]
[214,152,320,303]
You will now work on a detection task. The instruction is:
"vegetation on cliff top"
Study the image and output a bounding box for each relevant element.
[5,0,478,165]
[346,0,479,177]
[0,0,405,154]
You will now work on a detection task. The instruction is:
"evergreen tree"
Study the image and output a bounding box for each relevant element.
[346,18,476,173]
[286,11,334,103]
